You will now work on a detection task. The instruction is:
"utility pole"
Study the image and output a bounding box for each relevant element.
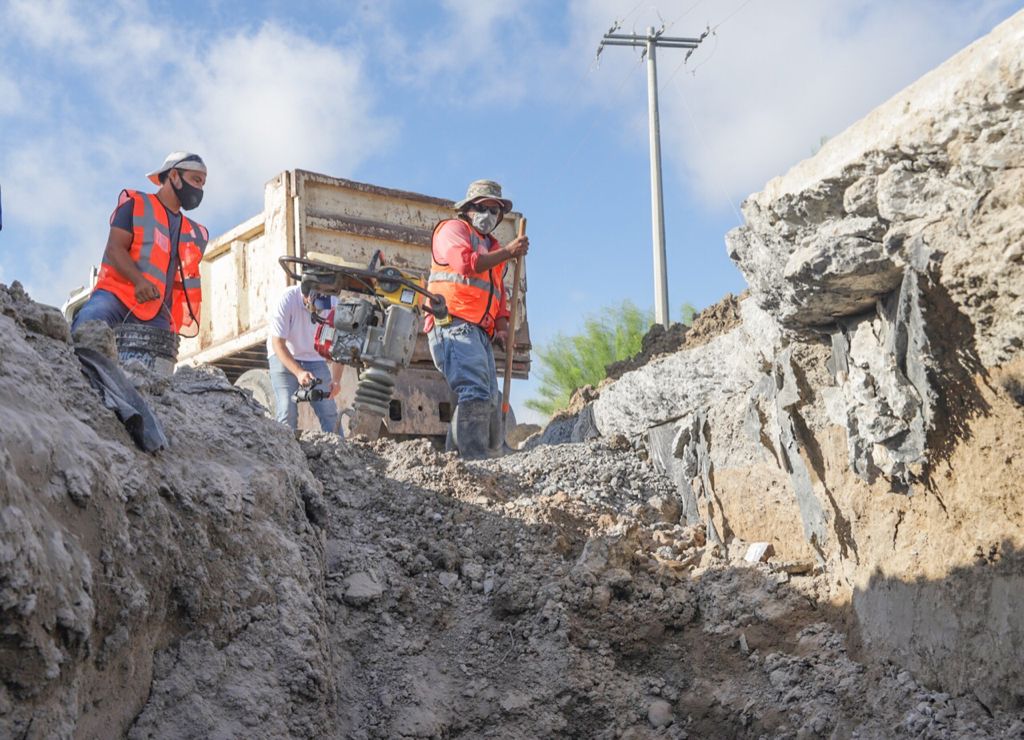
[599,26,703,328]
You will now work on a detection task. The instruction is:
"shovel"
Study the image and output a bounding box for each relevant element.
[500,216,526,436]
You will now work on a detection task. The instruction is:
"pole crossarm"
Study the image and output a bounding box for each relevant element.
[603,33,702,44]
[599,39,697,49]
[596,24,706,328]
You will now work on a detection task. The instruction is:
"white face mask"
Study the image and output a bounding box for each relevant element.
[470,210,499,235]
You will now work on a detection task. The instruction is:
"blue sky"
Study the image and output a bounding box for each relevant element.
[1,0,1020,422]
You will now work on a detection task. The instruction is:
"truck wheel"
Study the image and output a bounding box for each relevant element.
[235,368,275,416]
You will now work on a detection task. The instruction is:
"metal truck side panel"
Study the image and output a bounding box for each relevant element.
[178,169,531,435]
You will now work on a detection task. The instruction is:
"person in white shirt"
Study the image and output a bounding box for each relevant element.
[266,285,343,432]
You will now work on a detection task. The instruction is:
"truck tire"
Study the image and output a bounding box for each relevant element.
[235,368,275,416]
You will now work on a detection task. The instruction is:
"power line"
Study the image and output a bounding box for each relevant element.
[661,0,762,222]
[516,3,658,186]
[665,0,706,32]
[661,0,760,89]
[677,90,745,226]
[712,0,758,32]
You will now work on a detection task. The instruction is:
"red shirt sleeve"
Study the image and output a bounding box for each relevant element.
[433,220,478,275]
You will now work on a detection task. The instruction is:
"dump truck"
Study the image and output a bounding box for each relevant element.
[64,170,531,440]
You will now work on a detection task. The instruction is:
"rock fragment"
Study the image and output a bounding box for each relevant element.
[343,572,384,606]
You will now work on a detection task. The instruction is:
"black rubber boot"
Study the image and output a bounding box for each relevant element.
[452,400,492,460]
[487,403,508,457]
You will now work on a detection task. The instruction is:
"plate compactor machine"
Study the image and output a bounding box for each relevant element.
[279,251,448,440]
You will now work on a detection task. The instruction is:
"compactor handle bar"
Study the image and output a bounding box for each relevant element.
[278,255,448,319]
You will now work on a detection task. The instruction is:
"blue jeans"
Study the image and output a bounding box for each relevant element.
[268,354,339,433]
[428,319,499,406]
[71,289,171,331]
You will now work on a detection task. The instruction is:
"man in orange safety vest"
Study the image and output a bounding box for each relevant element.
[426,179,529,459]
[72,152,209,353]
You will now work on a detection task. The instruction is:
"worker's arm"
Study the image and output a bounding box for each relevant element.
[328,361,343,399]
[473,235,528,272]
[434,221,529,275]
[103,227,161,303]
[270,336,316,387]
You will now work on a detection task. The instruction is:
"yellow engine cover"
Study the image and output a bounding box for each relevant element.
[376,267,424,309]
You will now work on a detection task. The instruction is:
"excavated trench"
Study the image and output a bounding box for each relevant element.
[1,281,1021,739]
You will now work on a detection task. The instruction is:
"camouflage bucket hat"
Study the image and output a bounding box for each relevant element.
[454,179,512,212]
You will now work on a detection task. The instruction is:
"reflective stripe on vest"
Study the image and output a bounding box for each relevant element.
[170,218,208,333]
[427,219,505,332]
[135,191,171,267]
[426,271,494,292]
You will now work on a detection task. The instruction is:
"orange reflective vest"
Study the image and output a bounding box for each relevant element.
[93,189,208,333]
[428,219,507,335]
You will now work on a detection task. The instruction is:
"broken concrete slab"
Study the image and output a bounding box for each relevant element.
[744,543,775,563]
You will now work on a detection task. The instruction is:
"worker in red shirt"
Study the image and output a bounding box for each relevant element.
[426,180,529,459]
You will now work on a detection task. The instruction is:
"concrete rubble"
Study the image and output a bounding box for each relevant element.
[2,9,1024,740]
[593,7,1024,716]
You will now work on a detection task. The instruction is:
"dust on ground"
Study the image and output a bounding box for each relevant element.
[306,432,1018,738]
[3,278,1021,739]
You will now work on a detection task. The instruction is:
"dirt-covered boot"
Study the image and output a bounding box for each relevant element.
[487,402,514,457]
[452,400,492,460]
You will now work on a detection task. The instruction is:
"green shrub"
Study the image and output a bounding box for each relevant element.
[526,301,650,417]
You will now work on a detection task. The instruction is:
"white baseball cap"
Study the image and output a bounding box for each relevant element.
[146,151,207,185]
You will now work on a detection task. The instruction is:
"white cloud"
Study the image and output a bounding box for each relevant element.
[441,0,522,32]
[568,0,1021,204]
[153,24,396,217]
[2,134,127,306]
[0,1,393,304]
[365,0,542,104]
[6,0,92,48]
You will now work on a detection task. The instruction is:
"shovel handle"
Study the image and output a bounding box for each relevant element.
[501,217,526,417]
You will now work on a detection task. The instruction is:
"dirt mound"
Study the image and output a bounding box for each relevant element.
[677,291,745,350]
[303,433,1017,738]
[0,282,334,739]
[4,280,1022,737]
[605,293,745,382]
[604,325,690,382]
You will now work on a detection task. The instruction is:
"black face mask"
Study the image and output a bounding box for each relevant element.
[172,171,204,211]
